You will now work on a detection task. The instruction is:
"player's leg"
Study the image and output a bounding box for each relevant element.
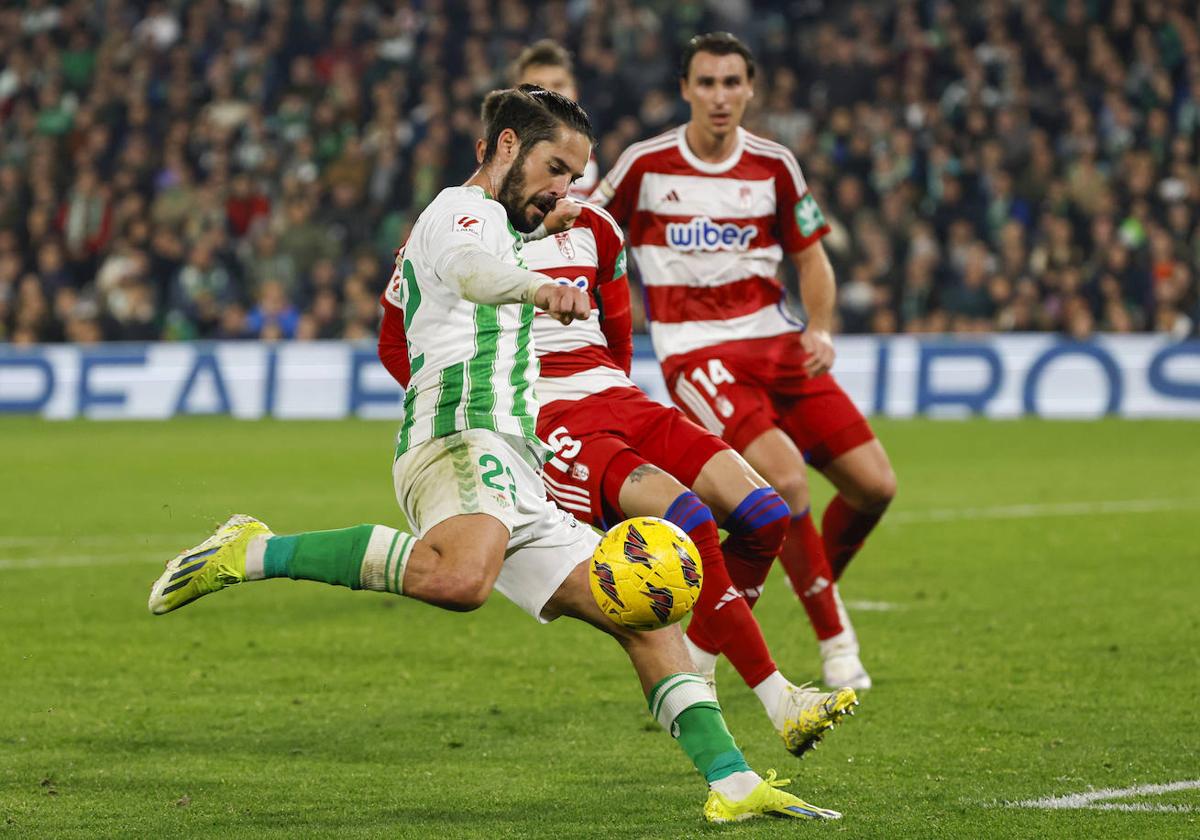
[740,427,846,647]
[775,377,887,690]
[667,359,845,651]
[817,438,897,580]
[149,431,518,615]
[614,406,857,755]
[540,562,841,822]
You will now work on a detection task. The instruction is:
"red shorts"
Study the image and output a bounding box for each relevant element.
[664,334,875,469]
[536,386,730,528]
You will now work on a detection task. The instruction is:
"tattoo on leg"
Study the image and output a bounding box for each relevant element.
[626,464,661,484]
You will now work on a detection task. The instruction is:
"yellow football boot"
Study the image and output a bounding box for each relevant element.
[777,683,859,756]
[704,770,842,822]
[148,515,272,615]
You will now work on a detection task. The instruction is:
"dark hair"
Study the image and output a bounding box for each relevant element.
[513,39,574,80]
[679,31,756,81]
[480,84,593,164]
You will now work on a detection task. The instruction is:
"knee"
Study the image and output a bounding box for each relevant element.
[723,487,789,559]
[854,466,897,513]
[769,471,809,510]
[426,572,492,611]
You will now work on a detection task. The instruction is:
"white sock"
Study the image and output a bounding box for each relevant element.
[751,670,789,724]
[710,770,762,800]
[819,628,859,660]
[244,535,268,580]
[682,635,718,677]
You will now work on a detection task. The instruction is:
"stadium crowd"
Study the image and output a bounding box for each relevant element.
[1,0,1198,345]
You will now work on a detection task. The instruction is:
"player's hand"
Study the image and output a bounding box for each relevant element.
[535,283,590,325]
[542,198,582,235]
[800,328,835,377]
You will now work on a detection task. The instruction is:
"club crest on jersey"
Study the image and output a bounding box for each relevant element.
[592,561,624,607]
[623,524,654,568]
[642,583,675,624]
[451,214,485,238]
[571,462,590,481]
[665,217,757,252]
[674,542,702,588]
[554,231,576,260]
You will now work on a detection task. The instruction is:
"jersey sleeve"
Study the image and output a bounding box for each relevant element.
[587,207,634,374]
[377,296,411,387]
[425,196,513,286]
[589,151,642,228]
[772,153,830,254]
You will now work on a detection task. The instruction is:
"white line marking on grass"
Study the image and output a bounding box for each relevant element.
[843,599,906,612]
[889,498,1200,525]
[1009,779,1200,813]
[0,533,194,548]
[0,554,164,571]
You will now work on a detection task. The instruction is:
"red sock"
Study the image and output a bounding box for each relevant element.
[777,509,843,640]
[822,494,884,580]
[719,486,789,610]
[666,492,778,687]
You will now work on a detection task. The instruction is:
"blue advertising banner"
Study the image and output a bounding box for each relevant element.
[1,336,1197,420]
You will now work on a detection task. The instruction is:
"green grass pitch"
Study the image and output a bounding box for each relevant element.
[1,417,1198,839]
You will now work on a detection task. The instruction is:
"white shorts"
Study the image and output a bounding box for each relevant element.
[392,428,600,622]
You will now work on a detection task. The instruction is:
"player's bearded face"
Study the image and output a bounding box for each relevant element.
[496,131,589,233]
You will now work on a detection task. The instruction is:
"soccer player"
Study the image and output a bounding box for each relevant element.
[590,33,898,690]
[380,168,858,758]
[148,86,840,823]
[511,40,599,199]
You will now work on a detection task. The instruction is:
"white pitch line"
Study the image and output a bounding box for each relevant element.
[0,553,165,571]
[843,599,906,612]
[0,532,194,548]
[1009,778,1200,813]
[888,498,1200,525]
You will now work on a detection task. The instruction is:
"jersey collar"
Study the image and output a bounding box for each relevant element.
[676,124,745,174]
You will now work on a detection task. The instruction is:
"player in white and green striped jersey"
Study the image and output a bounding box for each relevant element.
[147,85,841,822]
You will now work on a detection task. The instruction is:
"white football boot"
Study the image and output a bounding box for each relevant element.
[820,587,872,690]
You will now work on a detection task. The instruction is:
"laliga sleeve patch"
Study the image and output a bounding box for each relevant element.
[794,193,827,237]
[451,214,486,238]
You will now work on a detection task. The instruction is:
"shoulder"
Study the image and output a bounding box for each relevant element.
[741,131,807,186]
[607,128,681,184]
[420,186,509,242]
[575,202,625,246]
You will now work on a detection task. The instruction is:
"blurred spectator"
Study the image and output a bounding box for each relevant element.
[0,0,1196,346]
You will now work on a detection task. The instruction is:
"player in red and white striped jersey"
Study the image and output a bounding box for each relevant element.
[380,140,860,756]
[591,33,898,691]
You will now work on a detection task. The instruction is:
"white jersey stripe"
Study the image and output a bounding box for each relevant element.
[673,377,725,435]
[633,244,783,288]
[535,366,634,405]
[637,172,779,217]
[542,472,591,501]
[605,132,676,190]
[650,304,801,362]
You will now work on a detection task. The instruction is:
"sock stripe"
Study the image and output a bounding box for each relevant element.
[382,530,401,591]
[725,487,789,532]
[650,674,710,722]
[665,491,715,535]
[392,535,414,593]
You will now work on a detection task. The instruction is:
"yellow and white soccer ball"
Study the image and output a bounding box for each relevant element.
[588,517,704,631]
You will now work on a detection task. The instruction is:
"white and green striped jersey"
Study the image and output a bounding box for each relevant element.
[385,185,545,460]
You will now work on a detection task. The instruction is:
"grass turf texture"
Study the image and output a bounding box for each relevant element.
[1,417,1198,839]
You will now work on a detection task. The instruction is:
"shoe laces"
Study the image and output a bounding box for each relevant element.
[762,769,792,789]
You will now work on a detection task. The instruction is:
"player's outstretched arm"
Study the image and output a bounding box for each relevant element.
[790,242,837,377]
[436,242,589,324]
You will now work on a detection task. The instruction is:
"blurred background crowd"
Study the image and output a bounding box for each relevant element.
[2,0,1199,345]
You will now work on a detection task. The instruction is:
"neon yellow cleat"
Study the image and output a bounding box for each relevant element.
[777,683,859,757]
[704,770,842,822]
[148,515,272,615]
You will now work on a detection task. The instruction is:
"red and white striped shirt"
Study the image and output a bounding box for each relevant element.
[523,202,636,409]
[591,125,830,378]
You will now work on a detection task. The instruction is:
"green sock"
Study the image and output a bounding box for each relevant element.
[255,524,415,594]
[647,673,752,783]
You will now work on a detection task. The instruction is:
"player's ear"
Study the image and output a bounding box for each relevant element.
[475,138,485,164]
[498,128,520,163]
